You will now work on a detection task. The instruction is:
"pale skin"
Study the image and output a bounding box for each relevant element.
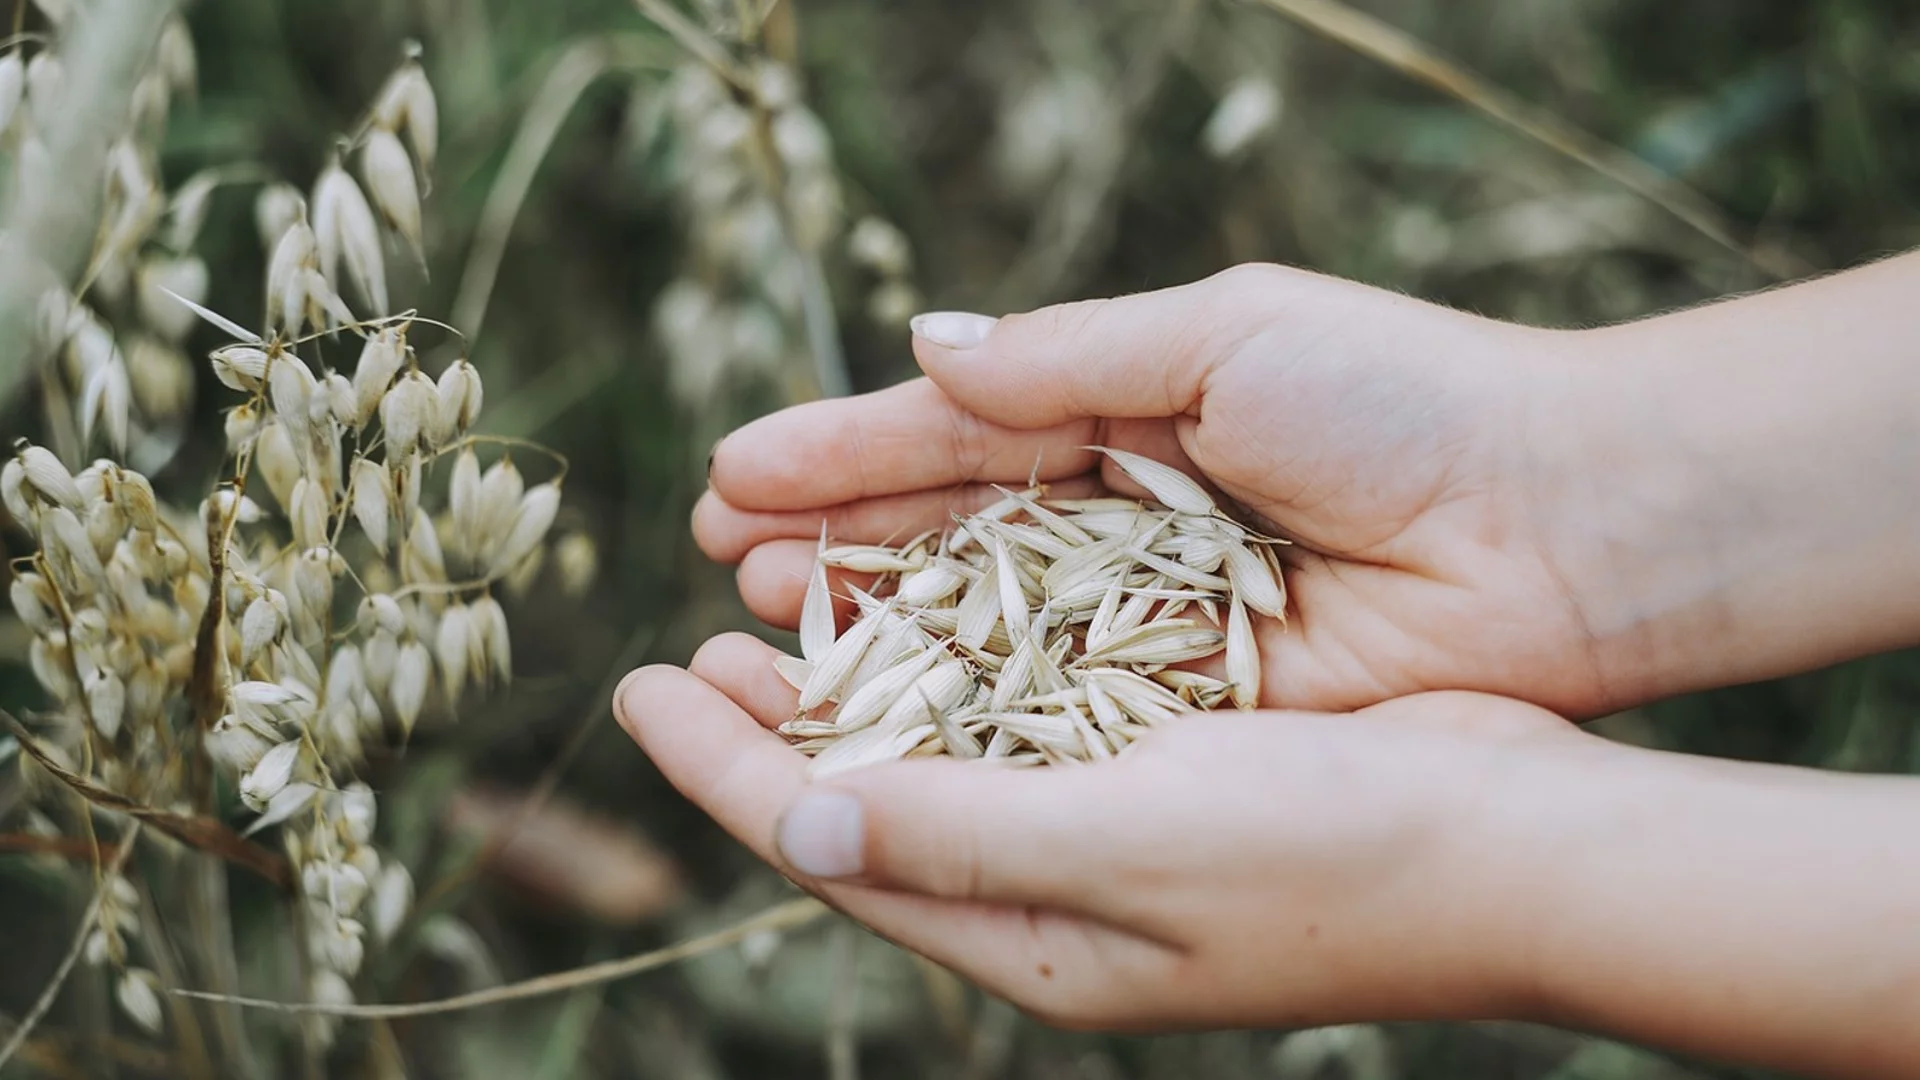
[615,252,1920,1079]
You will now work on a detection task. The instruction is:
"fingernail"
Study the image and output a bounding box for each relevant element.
[613,669,646,735]
[776,790,865,878]
[705,437,724,482]
[910,311,998,351]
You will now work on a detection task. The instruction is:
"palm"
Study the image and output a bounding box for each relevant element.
[619,637,1572,1032]
[696,278,1608,716]
[1174,330,1605,714]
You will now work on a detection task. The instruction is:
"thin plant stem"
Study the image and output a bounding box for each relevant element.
[131,877,215,1080]
[450,35,671,344]
[632,0,747,88]
[1243,0,1801,280]
[172,895,832,1019]
[826,922,861,1080]
[0,822,143,1072]
[409,621,659,915]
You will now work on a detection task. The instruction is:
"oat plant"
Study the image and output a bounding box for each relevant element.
[2,17,574,1073]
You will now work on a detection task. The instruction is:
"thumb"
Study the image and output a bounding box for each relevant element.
[773,758,1100,909]
[907,263,1308,429]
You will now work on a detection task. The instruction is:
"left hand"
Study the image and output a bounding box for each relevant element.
[614,632,1583,1032]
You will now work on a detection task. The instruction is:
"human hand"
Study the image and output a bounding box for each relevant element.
[700,255,1920,716]
[615,632,1575,1031]
[619,638,1920,1077]
[695,264,1641,717]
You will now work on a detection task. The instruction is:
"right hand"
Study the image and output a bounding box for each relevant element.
[695,262,1649,716]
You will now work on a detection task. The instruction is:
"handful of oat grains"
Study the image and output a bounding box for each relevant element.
[775,447,1288,777]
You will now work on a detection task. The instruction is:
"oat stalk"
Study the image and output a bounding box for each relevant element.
[1242,0,1800,279]
[0,822,142,1072]
[171,896,830,1018]
[451,35,671,344]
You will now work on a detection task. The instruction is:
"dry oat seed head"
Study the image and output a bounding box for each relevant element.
[432,359,483,443]
[435,603,471,704]
[361,127,423,264]
[84,669,126,740]
[555,532,598,597]
[0,457,28,522]
[115,969,165,1035]
[312,156,389,315]
[351,328,406,426]
[18,443,84,511]
[212,345,270,393]
[255,183,306,252]
[25,51,61,116]
[391,639,431,733]
[1084,446,1216,516]
[245,782,319,837]
[370,862,413,943]
[240,739,303,811]
[265,213,321,333]
[380,369,434,456]
[10,573,59,635]
[488,482,560,577]
[135,255,210,344]
[469,594,511,684]
[398,63,438,178]
[349,457,392,555]
[0,53,22,137]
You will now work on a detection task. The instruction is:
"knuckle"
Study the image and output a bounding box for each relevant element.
[688,631,759,676]
[843,413,877,498]
[687,634,734,672]
[925,824,990,900]
[861,786,991,900]
[688,494,743,563]
[999,298,1109,347]
[941,406,990,480]
[1208,260,1293,297]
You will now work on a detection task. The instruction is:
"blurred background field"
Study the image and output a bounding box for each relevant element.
[4,0,1920,1077]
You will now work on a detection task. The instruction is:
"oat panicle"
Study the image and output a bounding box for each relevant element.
[2,32,595,1052]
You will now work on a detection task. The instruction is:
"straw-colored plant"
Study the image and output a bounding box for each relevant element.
[1,12,576,1070]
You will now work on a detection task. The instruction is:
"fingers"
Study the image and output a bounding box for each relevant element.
[613,657,1179,1019]
[613,662,816,854]
[669,633,1134,919]
[907,265,1294,429]
[775,757,1116,914]
[735,539,870,633]
[688,631,802,731]
[693,474,1106,566]
[709,377,1100,512]
[676,635,1119,908]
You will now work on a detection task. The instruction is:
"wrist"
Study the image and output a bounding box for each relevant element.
[1438,723,1627,1025]
[1527,297,1920,707]
[1504,739,1920,1078]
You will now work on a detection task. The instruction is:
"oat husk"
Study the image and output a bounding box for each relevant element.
[776,449,1290,777]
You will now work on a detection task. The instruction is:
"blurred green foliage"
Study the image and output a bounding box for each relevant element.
[3,0,1917,1076]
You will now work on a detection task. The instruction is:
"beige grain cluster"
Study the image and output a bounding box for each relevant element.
[7,37,593,1047]
[11,5,202,476]
[645,55,845,410]
[774,448,1288,778]
[638,20,920,411]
